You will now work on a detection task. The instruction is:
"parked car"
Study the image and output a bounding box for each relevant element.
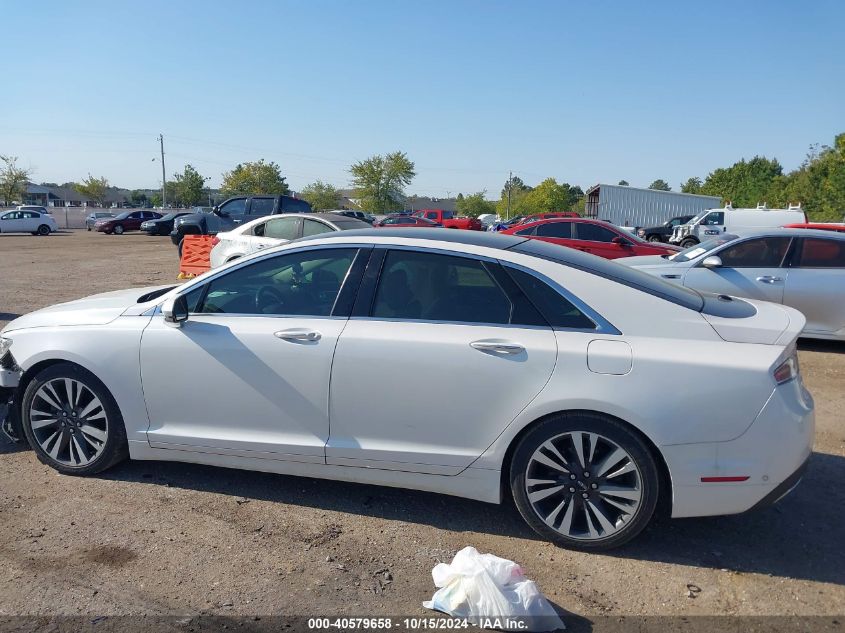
[477,213,499,229]
[141,212,193,236]
[95,210,162,235]
[334,210,375,225]
[501,218,680,259]
[669,204,807,248]
[520,212,580,224]
[210,213,370,268]
[783,222,845,233]
[618,227,845,341]
[0,228,813,550]
[636,215,695,242]
[170,195,312,256]
[372,215,442,228]
[412,209,482,230]
[85,212,117,231]
[0,209,58,235]
[17,205,50,215]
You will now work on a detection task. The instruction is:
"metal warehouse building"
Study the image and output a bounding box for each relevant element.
[584,184,721,228]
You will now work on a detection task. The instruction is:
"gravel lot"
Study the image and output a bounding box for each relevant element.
[0,231,843,624]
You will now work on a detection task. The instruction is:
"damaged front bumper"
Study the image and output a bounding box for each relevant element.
[0,368,22,443]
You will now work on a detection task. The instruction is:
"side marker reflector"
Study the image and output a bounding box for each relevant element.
[701,476,750,483]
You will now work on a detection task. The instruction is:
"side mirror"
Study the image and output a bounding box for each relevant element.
[612,236,630,246]
[162,295,189,325]
[702,256,723,269]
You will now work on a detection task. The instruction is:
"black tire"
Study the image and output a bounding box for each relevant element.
[646,234,662,242]
[679,238,698,248]
[87,226,92,231]
[177,238,184,259]
[37,224,51,236]
[510,412,659,551]
[113,224,125,235]
[21,362,128,476]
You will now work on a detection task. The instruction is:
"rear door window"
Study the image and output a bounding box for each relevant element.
[505,267,596,330]
[261,216,300,240]
[250,197,275,215]
[536,222,572,238]
[573,223,616,242]
[302,219,335,237]
[794,238,845,268]
[372,250,514,324]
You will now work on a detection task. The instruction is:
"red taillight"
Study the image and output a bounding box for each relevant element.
[773,356,799,384]
[211,236,220,247]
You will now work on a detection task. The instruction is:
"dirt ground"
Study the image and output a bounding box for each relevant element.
[0,231,843,624]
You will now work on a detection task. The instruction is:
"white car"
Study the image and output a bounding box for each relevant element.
[210,213,370,268]
[0,208,58,235]
[618,228,845,341]
[0,229,813,550]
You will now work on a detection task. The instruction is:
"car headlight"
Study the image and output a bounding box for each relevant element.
[0,337,12,358]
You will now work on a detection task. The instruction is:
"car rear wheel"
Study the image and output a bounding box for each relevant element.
[679,237,698,248]
[36,224,51,236]
[647,235,662,242]
[113,225,125,235]
[510,412,659,550]
[21,363,128,476]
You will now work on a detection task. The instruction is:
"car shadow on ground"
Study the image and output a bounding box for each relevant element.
[94,449,845,586]
[798,338,845,354]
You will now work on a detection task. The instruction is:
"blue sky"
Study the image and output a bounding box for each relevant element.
[1,0,842,197]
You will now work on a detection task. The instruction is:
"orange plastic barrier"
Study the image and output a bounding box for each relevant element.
[178,235,214,278]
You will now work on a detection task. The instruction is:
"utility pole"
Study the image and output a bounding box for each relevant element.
[506,170,512,220]
[159,134,166,208]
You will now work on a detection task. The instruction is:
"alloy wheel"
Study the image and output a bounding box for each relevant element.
[28,378,109,467]
[524,431,642,541]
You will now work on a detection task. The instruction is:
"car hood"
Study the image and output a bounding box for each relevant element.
[1,285,172,334]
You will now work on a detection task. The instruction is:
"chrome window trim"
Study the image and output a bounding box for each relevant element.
[502,261,621,335]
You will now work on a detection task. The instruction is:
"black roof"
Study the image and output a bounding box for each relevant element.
[299,227,529,249]
[297,227,704,312]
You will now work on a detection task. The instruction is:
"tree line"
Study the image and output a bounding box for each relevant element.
[3,132,843,220]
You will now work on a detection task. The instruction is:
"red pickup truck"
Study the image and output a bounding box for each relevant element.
[413,209,482,230]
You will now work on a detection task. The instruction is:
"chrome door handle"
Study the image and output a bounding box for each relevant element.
[470,341,524,355]
[756,276,783,284]
[274,329,321,342]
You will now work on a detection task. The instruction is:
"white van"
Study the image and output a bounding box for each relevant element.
[669,203,806,247]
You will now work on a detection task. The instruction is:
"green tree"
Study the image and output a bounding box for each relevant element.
[766,134,845,221]
[75,174,110,206]
[172,164,205,207]
[349,151,415,212]
[456,191,496,218]
[680,177,703,194]
[496,175,532,218]
[300,180,341,211]
[648,179,671,191]
[221,159,289,196]
[521,178,579,212]
[151,192,162,207]
[0,155,31,205]
[700,156,783,207]
[617,180,629,186]
[130,190,148,206]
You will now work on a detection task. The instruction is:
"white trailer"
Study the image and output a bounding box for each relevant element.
[584,184,721,229]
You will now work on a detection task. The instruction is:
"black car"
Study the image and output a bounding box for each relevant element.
[170,194,312,256]
[335,210,374,224]
[636,215,695,243]
[141,212,193,236]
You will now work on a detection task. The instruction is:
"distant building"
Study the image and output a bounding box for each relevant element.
[584,183,720,228]
[24,183,92,207]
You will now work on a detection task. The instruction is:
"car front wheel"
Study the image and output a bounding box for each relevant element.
[510,412,659,550]
[679,237,698,248]
[21,363,128,475]
[113,225,125,235]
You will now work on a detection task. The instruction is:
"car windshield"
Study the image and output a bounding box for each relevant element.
[668,235,739,262]
[96,213,114,218]
[160,213,180,221]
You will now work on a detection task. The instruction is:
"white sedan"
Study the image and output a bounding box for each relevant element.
[0,208,59,235]
[210,212,370,268]
[0,229,813,550]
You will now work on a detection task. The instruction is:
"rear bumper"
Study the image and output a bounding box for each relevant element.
[663,377,814,518]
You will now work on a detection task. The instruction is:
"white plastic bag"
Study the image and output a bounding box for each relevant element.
[422,546,565,632]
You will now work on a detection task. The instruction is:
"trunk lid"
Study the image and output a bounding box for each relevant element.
[702,298,805,345]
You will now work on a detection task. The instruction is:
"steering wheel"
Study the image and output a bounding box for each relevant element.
[255,285,285,313]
